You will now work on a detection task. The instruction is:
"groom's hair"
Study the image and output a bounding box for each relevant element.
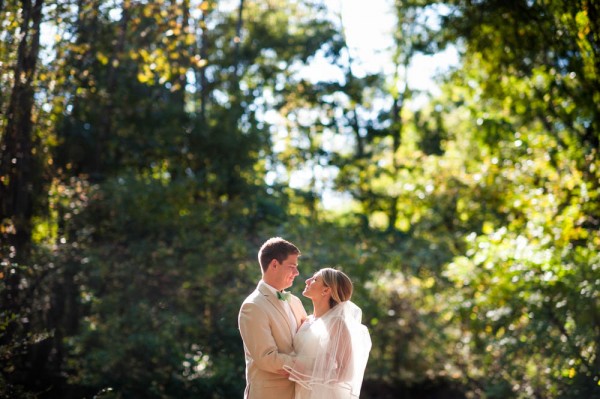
[258,237,300,273]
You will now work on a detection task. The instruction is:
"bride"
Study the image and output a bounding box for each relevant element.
[283,268,371,399]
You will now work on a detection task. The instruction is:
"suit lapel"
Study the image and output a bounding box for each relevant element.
[258,282,294,334]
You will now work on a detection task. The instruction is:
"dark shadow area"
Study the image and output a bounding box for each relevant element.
[361,378,467,399]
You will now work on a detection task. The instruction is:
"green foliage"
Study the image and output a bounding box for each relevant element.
[1,0,599,398]
[55,173,264,398]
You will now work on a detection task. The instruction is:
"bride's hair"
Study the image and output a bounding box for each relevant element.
[319,268,353,308]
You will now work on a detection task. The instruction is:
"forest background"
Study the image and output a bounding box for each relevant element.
[1,0,599,398]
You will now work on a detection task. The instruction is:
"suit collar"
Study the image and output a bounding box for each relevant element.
[258,280,276,297]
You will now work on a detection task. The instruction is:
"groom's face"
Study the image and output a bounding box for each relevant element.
[275,254,300,290]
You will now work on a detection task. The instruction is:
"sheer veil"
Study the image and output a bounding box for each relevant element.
[284,301,372,398]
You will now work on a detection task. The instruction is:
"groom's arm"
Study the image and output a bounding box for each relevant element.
[239,301,295,373]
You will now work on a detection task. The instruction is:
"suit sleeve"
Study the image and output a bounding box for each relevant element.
[239,301,295,373]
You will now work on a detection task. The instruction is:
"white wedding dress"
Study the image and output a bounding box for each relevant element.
[284,301,371,399]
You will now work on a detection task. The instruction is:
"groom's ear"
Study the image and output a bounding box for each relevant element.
[269,259,278,269]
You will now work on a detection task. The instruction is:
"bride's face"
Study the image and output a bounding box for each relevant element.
[303,273,327,298]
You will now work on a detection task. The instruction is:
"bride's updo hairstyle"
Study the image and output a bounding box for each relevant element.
[319,268,353,308]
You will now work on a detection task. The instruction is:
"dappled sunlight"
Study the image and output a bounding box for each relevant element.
[1,0,598,398]
[182,345,213,380]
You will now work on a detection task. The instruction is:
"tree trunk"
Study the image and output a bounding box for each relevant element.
[233,0,245,79]
[0,0,45,392]
[198,6,209,124]
[0,0,44,262]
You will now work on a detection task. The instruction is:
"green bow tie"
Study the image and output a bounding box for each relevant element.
[277,291,291,301]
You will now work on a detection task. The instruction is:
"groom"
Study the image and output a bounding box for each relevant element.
[238,237,307,399]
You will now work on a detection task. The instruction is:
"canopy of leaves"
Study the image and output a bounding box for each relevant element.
[0,0,598,398]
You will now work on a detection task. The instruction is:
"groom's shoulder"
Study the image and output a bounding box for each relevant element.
[242,284,267,304]
[243,289,261,302]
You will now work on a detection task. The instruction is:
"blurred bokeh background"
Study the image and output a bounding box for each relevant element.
[1,0,598,398]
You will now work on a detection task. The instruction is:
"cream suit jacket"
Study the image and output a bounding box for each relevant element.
[239,280,307,399]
